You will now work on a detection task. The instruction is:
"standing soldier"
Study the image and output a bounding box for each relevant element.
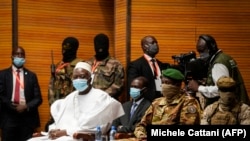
[86,33,125,100]
[46,36,84,130]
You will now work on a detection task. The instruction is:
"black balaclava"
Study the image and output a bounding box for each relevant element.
[94,33,109,61]
[62,37,79,62]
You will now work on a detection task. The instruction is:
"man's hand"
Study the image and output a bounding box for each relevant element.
[12,103,27,113]
[188,80,199,92]
[49,129,67,140]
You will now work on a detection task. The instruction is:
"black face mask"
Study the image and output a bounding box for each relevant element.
[145,44,159,57]
[61,37,79,62]
[95,52,109,61]
[63,50,77,62]
[94,34,109,61]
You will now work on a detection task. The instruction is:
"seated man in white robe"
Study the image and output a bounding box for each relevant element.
[28,62,125,141]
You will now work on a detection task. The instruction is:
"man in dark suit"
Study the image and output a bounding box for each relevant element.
[127,35,170,102]
[0,46,43,141]
[112,76,151,137]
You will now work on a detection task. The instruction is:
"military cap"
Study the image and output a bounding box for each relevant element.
[162,68,184,81]
[217,76,236,92]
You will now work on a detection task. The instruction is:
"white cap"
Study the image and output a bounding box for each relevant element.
[74,62,92,74]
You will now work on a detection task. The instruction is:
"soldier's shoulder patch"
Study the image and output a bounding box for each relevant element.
[187,105,197,113]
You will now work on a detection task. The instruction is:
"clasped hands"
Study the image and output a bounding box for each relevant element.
[12,103,27,113]
[49,129,67,140]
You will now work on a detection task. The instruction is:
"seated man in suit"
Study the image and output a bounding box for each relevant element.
[112,76,151,139]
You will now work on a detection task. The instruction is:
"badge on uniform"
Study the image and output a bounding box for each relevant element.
[187,105,197,113]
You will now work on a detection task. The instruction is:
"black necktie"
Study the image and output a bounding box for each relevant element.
[151,59,157,78]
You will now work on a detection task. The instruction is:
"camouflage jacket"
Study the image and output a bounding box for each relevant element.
[86,56,125,99]
[48,58,83,105]
[134,94,202,138]
[201,101,250,125]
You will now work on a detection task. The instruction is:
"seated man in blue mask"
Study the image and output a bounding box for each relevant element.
[28,62,124,141]
[112,76,151,139]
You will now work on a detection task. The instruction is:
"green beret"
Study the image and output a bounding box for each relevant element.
[162,68,184,81]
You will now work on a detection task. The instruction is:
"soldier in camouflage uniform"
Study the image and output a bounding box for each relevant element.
[46,37,83,131]
[134,68,202,140]
[86,33,125,99]
[201,76,250,125]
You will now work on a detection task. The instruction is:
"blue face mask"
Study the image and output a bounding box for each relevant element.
[13,57,25,67]
[130,88,142,99]
[73,79,88,92]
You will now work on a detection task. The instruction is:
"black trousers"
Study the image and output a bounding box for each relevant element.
[2,122,34,141]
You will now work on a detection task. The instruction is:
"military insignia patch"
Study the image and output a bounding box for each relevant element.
[187,106,197,113]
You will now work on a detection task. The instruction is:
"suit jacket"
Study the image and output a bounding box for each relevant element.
[112,98,151,133]
[0,66,42,129]
[127,56,170,102]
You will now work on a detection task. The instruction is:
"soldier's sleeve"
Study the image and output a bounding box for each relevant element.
[200,104,214,125]
[180,98,202,125]
[239,104,250,125]
[48,62,60,106]
[48,75,56,106]
[134,105,153,139]
[107,62,125,98]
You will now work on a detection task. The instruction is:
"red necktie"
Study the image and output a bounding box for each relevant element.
[151,59,158,78]
[14,69,20,104]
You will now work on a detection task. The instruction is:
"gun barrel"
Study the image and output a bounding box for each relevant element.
[51,50,56,76]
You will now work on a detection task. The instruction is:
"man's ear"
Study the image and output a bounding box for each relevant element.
[87,77,92,84]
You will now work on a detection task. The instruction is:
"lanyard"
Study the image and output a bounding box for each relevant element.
[91,60,100,73]
[56,62,70,73]
[13,70,24,89]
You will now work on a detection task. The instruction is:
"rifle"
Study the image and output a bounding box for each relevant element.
[51,50,56,78]
[49,50,57,104]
